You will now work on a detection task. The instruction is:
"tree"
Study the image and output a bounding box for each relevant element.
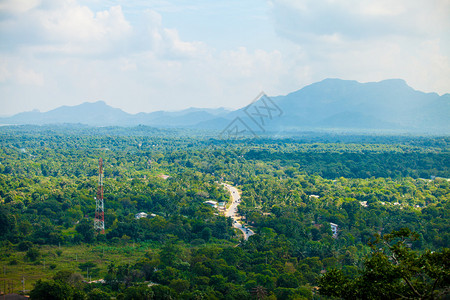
[319,228,450,299]
[87,288,110,300]
[118,286,153,300]
[159,240,182,268]
[0,206,14,239]
[277,273,299,288]
[318,268,355,299]
[150,285,177,300]
[30,279,73,300]
[200,227,212,242]
[17,240,33,251]
[251,286,268,299]
[75,220,95,243]
[53,270,84,288]
[26,247,40,261]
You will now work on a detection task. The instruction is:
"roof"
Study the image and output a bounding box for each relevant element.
[135,212,148,219]
[204,200,218,205]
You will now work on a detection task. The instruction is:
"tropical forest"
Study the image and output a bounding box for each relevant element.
[0,125,449,299]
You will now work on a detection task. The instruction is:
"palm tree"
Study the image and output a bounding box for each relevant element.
[251,285,268,299]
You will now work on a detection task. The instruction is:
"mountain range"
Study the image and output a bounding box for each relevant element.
[1,78,449,134]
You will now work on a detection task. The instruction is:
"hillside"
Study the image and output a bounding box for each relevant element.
[1,79,449,133]
[268,78,450,132]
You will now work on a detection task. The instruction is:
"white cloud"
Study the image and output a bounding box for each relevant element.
[38,4,130,43]
[162,28,207,59]
[0,0,40,15]
[0,60,10,82]
[0,0,132,55]
[0,0,448,116]
[134,9,208,60]
[271,0,450,41]
[268,0,450,94]
[16,67,44,86]
[0,58,43,86]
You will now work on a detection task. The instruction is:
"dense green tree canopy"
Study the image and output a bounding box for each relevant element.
[0,125,447,299]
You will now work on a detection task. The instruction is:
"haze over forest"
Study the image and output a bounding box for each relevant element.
[2,78,449,134]
[1,0,449,116]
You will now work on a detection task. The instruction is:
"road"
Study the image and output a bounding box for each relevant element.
[222,183,255,240]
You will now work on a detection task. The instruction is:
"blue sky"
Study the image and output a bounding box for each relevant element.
[0,0,449,115]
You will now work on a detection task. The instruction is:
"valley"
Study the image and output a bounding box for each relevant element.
[0,126,448,299]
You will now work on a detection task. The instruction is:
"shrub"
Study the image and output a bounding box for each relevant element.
[25,247,40,261]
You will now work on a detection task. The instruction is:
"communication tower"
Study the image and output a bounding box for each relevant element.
[94,158,105,234]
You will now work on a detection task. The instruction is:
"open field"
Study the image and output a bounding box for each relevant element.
[0,242,152,293]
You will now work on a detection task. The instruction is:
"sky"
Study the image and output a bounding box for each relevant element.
[0,0,449,115]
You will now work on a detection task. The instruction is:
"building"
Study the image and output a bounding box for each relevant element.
[135,212,157,219]
[330,222,338,237]
[135,212,148,219]
[204,200,218,208]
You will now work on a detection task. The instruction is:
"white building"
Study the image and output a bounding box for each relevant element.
[135,212,148,219]
[330,222,338,237]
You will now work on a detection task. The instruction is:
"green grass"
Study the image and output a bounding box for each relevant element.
[0,242,153,293]
[0,238,239,294]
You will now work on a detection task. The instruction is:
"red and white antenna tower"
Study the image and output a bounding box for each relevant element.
[94,158,105,234]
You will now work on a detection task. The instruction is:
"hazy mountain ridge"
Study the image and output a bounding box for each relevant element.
[252,78,449,133]
[1,101,231,127]
[267,78,449,131]
[1,79,449,133]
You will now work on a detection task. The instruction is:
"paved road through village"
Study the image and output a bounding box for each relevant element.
[223,183,255,240]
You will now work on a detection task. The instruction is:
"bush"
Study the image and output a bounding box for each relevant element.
[87,288,110,300]
[277,273,299,288]
[169,279,190,294]
[17,240,33,251]
[296,286,313,299]
[190,238,205,246]
[118,286,153,300]
[150,285,177,300]
[30,279,73,300]
[25,247,40,261]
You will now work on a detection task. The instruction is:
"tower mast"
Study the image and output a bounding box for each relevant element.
[94,158,105,234]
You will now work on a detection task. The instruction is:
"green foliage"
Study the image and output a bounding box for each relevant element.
[26,247,40,261]
[0,126,449,298]
[17,240,33,251]
[319,228,450,299]
[117,285,153,300]
[0,207,15,238]
[277,273,299,288]
[87,288,110,300]
[149,285,177,299]
[30,279,74,300]
[75,220,95,243]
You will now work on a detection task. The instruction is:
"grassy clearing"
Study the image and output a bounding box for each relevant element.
[0,238,238,294]
[0,242,153,293]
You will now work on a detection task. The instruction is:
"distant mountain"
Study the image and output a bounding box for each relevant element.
[133,107,230,127]
[1,79,448,134]
[0,101,231,127]
[1,101,131,126]
[226,78,450,134]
